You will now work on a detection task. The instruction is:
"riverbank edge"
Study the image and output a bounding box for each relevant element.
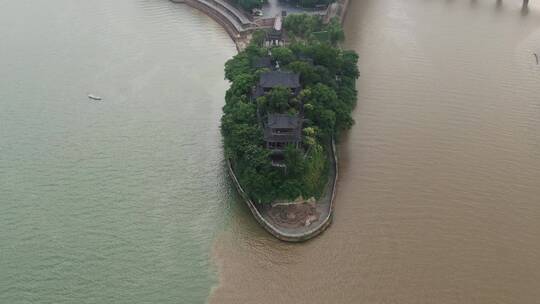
[227,140,339,242]
[170,0,247,51]
[171,0,351,241]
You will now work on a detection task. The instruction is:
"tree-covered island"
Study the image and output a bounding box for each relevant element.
[221,14,359,204]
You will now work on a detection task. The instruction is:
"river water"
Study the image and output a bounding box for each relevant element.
[211,0,540,303]
[0,1,236,303]
[2,0,540,303]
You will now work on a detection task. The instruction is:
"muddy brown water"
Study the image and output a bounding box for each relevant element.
[210,0,540,303]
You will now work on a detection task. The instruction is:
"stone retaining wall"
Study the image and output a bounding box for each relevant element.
[324,0,350,25]
[171,0,246,50]
[227,140,339,242]
[339,0,351,24]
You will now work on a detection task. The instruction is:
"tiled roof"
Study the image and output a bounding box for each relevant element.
[267,113,301,129]
[259,71,300,89]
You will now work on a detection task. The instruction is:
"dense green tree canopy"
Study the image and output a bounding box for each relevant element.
[286,0,333,8]
[270,47,295,65]
[284,15,344,46]
[222,14,359,203]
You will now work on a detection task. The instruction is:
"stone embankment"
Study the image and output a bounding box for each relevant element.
[171,0,256,50]
[227,141,338,242]
[324,0,350,25]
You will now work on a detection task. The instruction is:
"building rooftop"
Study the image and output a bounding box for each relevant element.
[264,113,302,143]
[259,71,300,89]
[266,29,283,41]
[267,113,301,129]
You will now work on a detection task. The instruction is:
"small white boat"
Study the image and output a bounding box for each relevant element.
[88,94,102,101]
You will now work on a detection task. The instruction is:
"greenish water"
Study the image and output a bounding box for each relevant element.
[0,0,236,303]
